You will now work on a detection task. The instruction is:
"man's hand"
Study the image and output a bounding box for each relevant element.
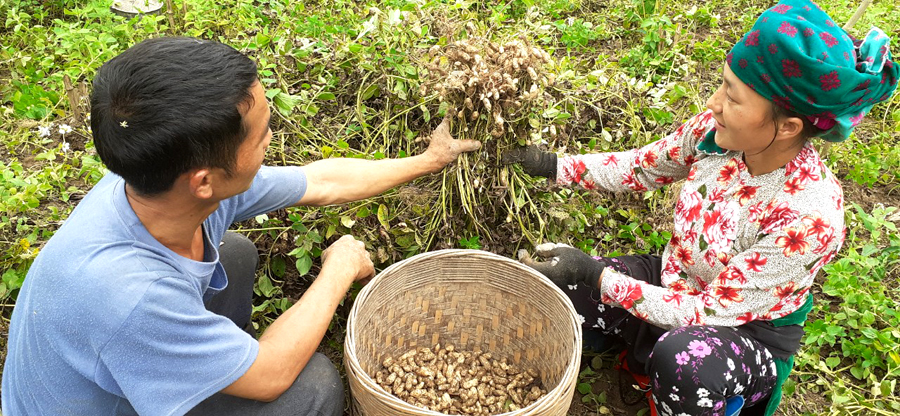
[501,145,557,178]
[517,243,606,289]
[423,116,482,172]
[321,235,374,285]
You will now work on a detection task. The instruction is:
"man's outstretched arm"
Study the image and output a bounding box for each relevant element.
[294,117,480,207]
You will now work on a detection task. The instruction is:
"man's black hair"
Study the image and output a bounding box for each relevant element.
[91,37,258,196]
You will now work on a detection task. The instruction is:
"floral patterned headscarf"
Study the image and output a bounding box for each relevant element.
[727,0,898,142]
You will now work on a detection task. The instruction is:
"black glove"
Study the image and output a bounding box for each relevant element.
[501,145,557,178]
[517,243,606,289]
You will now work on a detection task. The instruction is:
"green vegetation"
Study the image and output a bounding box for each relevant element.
[2,0,899,414]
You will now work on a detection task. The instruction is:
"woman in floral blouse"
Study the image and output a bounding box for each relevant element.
[510,1,898,415]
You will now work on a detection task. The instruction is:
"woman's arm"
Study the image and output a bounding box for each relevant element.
[556,111,716,192]
[599,206,844,329]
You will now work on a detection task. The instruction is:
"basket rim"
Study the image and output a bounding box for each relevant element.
[344,249,583,416]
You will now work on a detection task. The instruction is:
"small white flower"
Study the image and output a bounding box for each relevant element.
[597,304,606,312]
[596,317,606,329]
[697,388,709,398]
[734,383,745,394]
[37,125,52,137]
[576,314,585,325]
[672,386,679,393]
[661,402,672,415]
[770,362,777,375]
[58,124,73,135]
[724,371,732,381]
[568,284,578,291]
[697,398,713,408]
[61,142,70,153]
[727,358,735,371]
[669,393,679,401]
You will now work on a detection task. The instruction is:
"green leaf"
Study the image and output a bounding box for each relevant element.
[377,204,390,229]
[699,234,708,251]
[341,215,356,228]
[577,382,592,395]
[590,355,604,370]
[542,108,560,119]
[555,112,572,121]
[697,184,707,198]
[273,91,302,116]
[348,43,363,53]
[825,356,841,368]
[317,92,336,100]
[296,254,313,276]
[257,274,276,297]
[881,380,895,397]
[271,256,286,278]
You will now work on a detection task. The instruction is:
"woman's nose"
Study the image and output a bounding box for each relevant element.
[706,85,724,113]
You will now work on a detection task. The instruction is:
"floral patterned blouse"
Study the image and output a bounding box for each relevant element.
[556,110,845,330]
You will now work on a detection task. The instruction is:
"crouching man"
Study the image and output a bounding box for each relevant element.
[1,37,480,415]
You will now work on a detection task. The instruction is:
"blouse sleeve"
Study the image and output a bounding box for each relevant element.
[598,207,844,330]
[555,111,717,192]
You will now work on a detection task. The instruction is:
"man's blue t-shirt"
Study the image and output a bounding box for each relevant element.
[1,166,307,415]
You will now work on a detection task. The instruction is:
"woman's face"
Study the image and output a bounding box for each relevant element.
[706,65,778,154]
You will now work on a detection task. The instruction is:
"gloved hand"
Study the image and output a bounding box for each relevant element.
[501,145,557,178]
[517,243,606,289]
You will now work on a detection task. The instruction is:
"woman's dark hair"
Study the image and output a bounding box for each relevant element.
[91,37,258,196]
[771,102,824,141]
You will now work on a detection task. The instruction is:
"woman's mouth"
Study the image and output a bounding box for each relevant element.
[715,119,726,129]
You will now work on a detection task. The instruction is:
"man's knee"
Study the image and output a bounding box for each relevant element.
[288,353,344,416]
[220,232,258,270]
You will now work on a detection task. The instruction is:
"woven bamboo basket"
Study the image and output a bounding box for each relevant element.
[344,249,582,416]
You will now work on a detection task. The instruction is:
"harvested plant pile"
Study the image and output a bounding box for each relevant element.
[420,35,558,244]
[424,36,554,139]
[373,345,547,415]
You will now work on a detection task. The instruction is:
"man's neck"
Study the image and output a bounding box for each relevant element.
[125,184,218,260]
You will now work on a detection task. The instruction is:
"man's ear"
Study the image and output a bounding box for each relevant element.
[188,169,214,199]
[777,116,805,142]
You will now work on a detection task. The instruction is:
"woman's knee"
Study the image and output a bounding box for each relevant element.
[648,326,698,378]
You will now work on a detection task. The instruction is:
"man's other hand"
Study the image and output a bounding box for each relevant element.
[321,235,374,284]
[423,116,481,172]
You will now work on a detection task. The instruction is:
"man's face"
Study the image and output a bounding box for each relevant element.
[225,81,272,196]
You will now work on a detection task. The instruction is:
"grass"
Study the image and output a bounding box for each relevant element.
[1,0,899,414]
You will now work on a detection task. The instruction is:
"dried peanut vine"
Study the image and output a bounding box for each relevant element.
[420,34,558,245]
